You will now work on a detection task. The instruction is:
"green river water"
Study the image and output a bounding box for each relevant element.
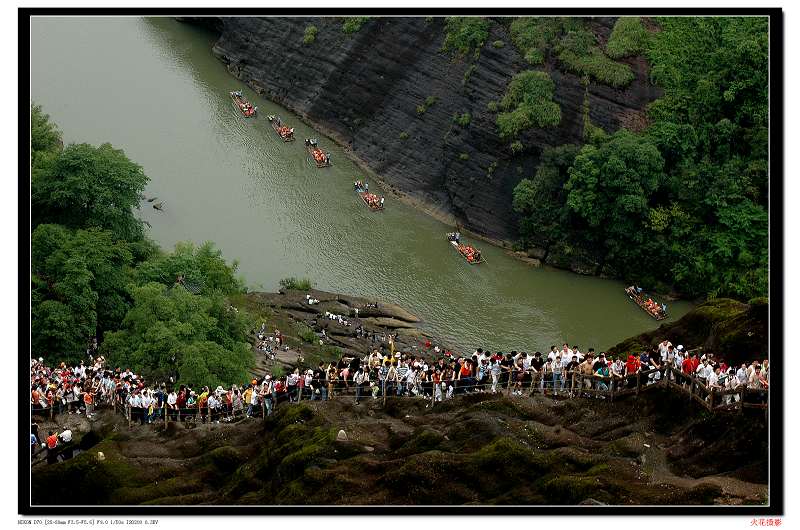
[30,17,693,353]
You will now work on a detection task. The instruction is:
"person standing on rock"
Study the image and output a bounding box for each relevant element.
[353,367,369,404]
[552,356,564,395]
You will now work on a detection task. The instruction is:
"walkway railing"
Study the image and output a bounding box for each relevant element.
[31,368,768,436]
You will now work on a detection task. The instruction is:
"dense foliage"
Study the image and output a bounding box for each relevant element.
[30,104,61,167]
[442,17,490,56]
[605,17,650,59]
[554,27,635,88]
[497,71,561,138]
[32,141,149,241]
[513,17,769,300]
[508,17,581,65]
[30,105,253,387]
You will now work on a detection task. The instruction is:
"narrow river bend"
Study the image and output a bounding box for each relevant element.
[30,17,693,352]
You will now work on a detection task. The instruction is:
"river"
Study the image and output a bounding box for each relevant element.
[29,16,693,353]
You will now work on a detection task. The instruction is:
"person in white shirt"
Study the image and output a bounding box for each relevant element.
[696,359,713,383]
[658,340,672,360]
[353,368,369,404]
[167,391,178,420]
[59,429,72,444]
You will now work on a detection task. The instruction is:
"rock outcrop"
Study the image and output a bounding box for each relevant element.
[182,16,659,241]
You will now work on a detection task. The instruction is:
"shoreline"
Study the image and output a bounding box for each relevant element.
[228,60,692,302]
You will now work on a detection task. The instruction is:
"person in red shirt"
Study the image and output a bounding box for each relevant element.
[625,355,640,388]
[681,352,699,387]
[46,431,58,464]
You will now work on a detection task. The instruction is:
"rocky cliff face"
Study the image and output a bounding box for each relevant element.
[189,16,659,241]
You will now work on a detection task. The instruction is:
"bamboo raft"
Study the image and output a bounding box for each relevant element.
[625,286,668,320]
[230,91,256,117]
[354,185,384,211]
[304,139,331,168]
[267,115,295,142]
[447,235,484,264]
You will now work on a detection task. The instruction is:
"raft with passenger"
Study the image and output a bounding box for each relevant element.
[304,138,331,167]
[230,90,257,118]
[353,180,384,211]
[625,286,668,320]
[446,232,484,264]
[267,115,295,142]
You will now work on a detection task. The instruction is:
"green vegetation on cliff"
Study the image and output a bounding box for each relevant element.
[342,17,370,34]
[443,17,490,56]
[513,17,769,300]
[555,27,635,88]
[497,70,561,138]
[605,17,650,59]
[30,106,252,387]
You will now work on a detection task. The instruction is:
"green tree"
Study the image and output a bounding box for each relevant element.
[442,17,490,56]
[31,142,149,241]
[564,131,665,269]
[30,104,62,167]
[134,241,245,295]
[101,282,251,387]
[497,71,561,138]
[513,144,580,247]
[31,224,138,360]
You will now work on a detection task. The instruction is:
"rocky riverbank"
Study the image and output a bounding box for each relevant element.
[30,291,769,506]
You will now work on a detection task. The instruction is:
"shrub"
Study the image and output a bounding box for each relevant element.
[416,105,426,115]
[342,17,370,34]
[459,153,470,161]
[487,100,498,112]
[279,277,313,291]
[303,25,318,45]
[556,28,634,88]
[295,322,318,344]
[606,17,649,59]
[442,17,490,56]
[509,17,572,65]
[510,140,524,154]
[497,70,561,137]
[425,95,438,107]
[454,112,472,127]
[399,131,409,140]
[492,40,505,48]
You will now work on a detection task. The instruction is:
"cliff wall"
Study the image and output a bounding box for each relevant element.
[192,16,660,242]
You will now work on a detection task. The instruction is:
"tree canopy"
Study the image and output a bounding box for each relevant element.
[513,17,769,300]
[31,141,149,241]
[29,105,254,387]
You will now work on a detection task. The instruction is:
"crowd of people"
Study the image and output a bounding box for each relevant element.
[31,330,770,465]
[324,311,353,327]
